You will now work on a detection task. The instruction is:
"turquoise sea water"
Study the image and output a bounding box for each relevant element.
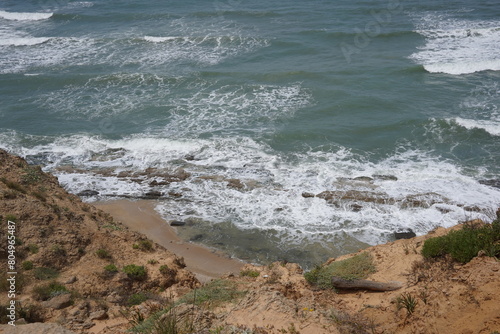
[1,0,499,267]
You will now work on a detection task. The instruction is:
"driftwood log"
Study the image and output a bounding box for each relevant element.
[331,276,403,291]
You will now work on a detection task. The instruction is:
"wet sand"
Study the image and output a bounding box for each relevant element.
[94,199,245,283]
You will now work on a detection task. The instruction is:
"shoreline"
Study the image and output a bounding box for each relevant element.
[94,199,246,283]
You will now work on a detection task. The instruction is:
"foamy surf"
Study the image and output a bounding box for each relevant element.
[0,37,50,46]
[144,36,177,43]
[1,132,498,249]
[411,12,500,75]
[0,10,53,21]
[451,118,500,136]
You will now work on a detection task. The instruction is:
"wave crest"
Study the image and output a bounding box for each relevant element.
[0,10,53,21]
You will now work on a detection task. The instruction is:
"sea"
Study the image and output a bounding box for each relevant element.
[1,0,499,268]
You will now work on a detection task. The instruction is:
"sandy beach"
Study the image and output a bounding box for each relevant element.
[94,199,245,282]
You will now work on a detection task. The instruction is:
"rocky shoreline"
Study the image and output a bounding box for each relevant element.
[1,149,499,334]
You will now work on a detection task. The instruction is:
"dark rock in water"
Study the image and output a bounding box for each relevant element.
[170,221,186,226]
[464,205,481,212]
[77,190,99,197]
[184,154,195,161]
[190,234,204,242]
[227,178,244,190]
[479,179,500,189]
[168,191,183,198]
[435,206,452,214]
[302,192,315,198]
[373,174,398,181]
[149,180,170,186]
[350,204,363,212]
[142,191,163,198]
[353,176,373,182]
[394,229,416,240]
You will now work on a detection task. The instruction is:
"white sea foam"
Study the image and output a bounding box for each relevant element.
[144,36,177,43]
[164,83,312,136]
[452,118,500,136]
[0,37,50,46]
[0,10,53,21]
[411,12,500,74]
[1,132,499,247]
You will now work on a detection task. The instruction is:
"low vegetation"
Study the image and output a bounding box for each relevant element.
[32,281,68,301]
[179,279,246,307]
[240,269,260,278]
[304,252,376,289]
[96,248,112,259]
[33,267,59,280]
[422,220,500,263]
[123,264,147,281]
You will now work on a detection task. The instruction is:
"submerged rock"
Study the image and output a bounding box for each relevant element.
[142,191,163,198]
[373,174,398,181]
[353,176,373,182]
[77,190,99,197]
[479,179,500,189]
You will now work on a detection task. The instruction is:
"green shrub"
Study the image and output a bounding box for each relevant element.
[33,267,59,280]
[22,261,34,270]
[127,293,149,306]
[147,259,158,265]
[422,222,500,263]
[179,279,245,307]
[134,240,153,252]
[123,264,147,281]
[27,244,39,254]
[95,249,111,259]
[304,252,376,289]
[5,214,17,223]
[421,236,448,258]
[22,166,42,184]
[240,270,260,278]
[32,281,68,301]
[104,264,118,273]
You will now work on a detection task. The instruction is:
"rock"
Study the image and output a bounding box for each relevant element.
[0,322,77,333]
[190,234,204,241]
[42,293,72,310]
[350,204,363,212]
[65,276,77,284]
[77,190,99,197]
[394,229,416,240]
[89,310,108,321]
[184,154,195,161]
[170,221,186,226]
[302,192,315,198]
[227,178,244,190]
[353,176,373,182]
[464,205,481,212]
[316,190,394,205]
[106,292,122,304]
[478,179,500,189]
[373,174,398,181]
[142,191,163,198]
[81,321,95,329]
